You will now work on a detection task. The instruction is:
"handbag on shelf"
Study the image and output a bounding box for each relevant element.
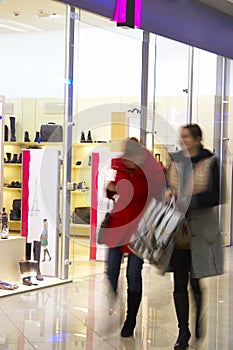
[72,207,90,225]
[40,122,63,142]
[128,196,183,274]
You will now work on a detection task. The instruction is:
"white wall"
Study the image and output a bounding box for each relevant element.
[0,30,65,98]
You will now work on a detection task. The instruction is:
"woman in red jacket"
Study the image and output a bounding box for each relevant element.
[102,138,165,337]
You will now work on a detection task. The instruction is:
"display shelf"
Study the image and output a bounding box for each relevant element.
[3,141,23,230]
[72,165,91,169]
[3,187,21,190]
[8,220,21,232]
[70,224,90,237]
[59,223,90,237]
[3,140,109,237]
[4,141,63,148]
[3,163,21,166]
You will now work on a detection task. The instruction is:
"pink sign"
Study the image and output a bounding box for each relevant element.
[112,0,142,28]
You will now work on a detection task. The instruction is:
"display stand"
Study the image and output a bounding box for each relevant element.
[0,236,25,283]
[0,96,5,214]
[21,149,60,278]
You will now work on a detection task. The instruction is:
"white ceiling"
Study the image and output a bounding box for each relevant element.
[0,0,232,34]
[0,0,66,33]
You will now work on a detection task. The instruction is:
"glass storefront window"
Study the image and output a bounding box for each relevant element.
[192,49,217,151]
[154,36,190,149]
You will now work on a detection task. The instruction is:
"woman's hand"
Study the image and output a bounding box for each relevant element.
[164,188,173,202]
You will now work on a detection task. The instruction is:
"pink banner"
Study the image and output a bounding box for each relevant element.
[21,150,30,239]
[90,152,99,260]
[112,0,142,28]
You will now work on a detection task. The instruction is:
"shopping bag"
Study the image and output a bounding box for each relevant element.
[128,196,183,273]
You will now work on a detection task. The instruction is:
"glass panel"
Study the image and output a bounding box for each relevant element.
[153,36,190,168]
[0,4,66,142]
[222,59,233,246]
[72,10,143,145]
[192,49,217,152]
[0,1,66,239]
[70,9,144,261]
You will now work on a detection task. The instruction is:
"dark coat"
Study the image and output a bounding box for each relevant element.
[167,148,223,278]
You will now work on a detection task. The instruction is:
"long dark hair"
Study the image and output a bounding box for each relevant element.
[182,124,203,147]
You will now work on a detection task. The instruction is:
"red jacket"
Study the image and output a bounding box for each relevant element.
[102,148,165,252]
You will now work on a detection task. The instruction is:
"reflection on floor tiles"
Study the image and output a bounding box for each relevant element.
[0,243,232,349]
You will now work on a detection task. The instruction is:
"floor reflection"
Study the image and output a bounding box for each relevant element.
[0,245,232,349]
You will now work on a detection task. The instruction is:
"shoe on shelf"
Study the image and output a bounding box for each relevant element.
[24,131,30,142]
[1,225,9,239]
[87,130,93,143]
[80,131,86,143]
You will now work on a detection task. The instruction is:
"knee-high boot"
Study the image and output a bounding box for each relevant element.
[194,292,202,339]
[9,116,16,142]
[121,290,142,337]
[33,241,44,281]
[4,125,8,142]
[173,292,191,350]
[26,242,32,260]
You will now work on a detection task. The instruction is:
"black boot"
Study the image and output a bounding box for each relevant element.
[173,292,191,350]
[194,292,202,339]
[10,154,18,163]
[5,152,11,163]
[80,131,86,143]
[24,131,30,142]
[17,153,22,164]
[121,290,142,337]
[4,125,8,142]
[9,116,16,141]
[33,241,44,281]
[34,131,40,142]
[87,130,93,142]
[26,242,32,260]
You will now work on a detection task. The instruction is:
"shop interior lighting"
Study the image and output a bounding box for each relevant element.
[0,18,42,32]
[0,23,26,32]
[38,10,62,19]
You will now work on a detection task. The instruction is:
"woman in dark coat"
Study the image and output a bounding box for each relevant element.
[166,124,223,349]
[101,138,165,337]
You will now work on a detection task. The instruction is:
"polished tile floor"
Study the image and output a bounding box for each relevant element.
[0,236,232,349]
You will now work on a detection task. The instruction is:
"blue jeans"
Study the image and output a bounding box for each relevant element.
[107,247,144,293]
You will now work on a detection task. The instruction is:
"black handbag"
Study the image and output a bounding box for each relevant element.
[97,212,111,245]
[40,122,63,142]
[97,198,115,245]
